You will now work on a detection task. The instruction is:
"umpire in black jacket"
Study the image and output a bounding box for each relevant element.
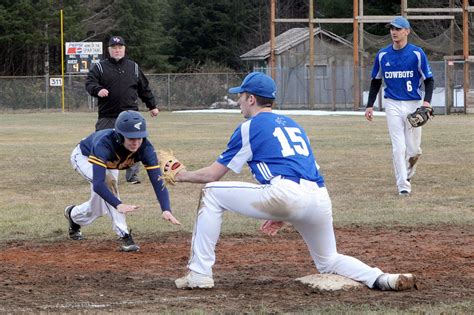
[85,35,159,184]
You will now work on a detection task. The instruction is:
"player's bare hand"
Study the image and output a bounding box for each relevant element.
[117,204,139,214]
[365,107,374,121]
[260,220,285,236]
[422,101,431,108]
[173,169,187,182]
[98,89,109,97]
[149,108,159,117]
[162,210,181,225]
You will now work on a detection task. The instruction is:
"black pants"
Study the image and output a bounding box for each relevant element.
[96,118,140,182]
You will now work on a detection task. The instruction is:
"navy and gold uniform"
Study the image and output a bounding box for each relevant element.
[77,129,169,210]
[66,111,172,251]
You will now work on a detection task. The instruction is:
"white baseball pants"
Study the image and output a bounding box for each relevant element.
[187,176,383,288]
[70,145,129,237]
[384,99,423,193]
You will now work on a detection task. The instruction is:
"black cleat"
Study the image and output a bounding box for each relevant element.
[398,190,410,197]
[127,175,141,185]
[64,205,83,240]
[121,232,140,252]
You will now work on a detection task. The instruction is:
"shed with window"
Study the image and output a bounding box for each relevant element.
[241,27,363,109]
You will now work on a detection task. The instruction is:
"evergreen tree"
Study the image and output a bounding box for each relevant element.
[163,0,255,71]
[111,0,173,72]
[0,0,88,75]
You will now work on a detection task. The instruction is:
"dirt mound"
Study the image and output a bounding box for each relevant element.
[0,225,472,313]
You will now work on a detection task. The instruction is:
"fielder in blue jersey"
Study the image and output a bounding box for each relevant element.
[65,110,180,252]
[173,72,416,291]
[365,16,434,196]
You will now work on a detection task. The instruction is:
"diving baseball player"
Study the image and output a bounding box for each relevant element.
[65,110,180,252]
[365,16,434,196]
[172,72,416,291]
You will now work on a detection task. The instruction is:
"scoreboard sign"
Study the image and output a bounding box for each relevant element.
[65,42,103,73]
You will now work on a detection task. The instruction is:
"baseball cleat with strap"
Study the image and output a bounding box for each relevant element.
[64,205,83,240]
[175,271,214,289]
[375,273,416,291]
[120,232,140,252]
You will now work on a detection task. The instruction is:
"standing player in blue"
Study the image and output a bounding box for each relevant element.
[173,72,416,291]
[365,16,434,196]
[65,110,180,252]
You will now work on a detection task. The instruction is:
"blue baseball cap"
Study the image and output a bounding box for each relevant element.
[390,16,410,29]
[228,72,277,99]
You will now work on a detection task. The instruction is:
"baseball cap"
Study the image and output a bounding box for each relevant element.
[108,36,126,46]
[228,72,277,99]
[390,16,410,29]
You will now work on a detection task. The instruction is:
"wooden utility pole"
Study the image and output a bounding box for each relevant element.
[462,0,469,114]
[353,0,360,110]
[447,0,455,114]
[449,0,455,56]
[359,0,365,110]
[401,0,407,15]
[270,0,276,80]
[308,0,315,110]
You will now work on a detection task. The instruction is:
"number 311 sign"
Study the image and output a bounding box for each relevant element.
[65,42,103,73]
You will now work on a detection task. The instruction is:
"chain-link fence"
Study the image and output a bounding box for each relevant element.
[0,63,471,113]
[0,73,246,112]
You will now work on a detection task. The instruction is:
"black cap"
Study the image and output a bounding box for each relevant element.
[108,36,125,46]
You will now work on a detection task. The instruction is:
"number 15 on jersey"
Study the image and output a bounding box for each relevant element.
[273,127,309,157]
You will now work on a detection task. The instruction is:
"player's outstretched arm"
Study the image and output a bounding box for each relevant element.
[175,161,229,184]
[117,204,139,214]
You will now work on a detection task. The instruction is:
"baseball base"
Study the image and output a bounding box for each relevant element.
[296,274,364,291]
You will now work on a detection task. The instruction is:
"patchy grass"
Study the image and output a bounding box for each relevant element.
[0,112,472,242]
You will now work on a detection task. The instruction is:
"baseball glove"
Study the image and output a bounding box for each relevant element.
[158,150,185,186]
[407,106,434,128]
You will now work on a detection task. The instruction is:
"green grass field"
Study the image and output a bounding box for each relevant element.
[0,111,472,242]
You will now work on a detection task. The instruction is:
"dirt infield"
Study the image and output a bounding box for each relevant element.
[0,225,472,313]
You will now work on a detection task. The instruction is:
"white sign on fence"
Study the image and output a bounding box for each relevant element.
[50,78,63,86]
[65,42,103,55]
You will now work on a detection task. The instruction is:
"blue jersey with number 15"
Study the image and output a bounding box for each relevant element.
[217,112,324,186]
[371,43,433,101]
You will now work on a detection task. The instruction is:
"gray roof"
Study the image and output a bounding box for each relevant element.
[240,27,353,61]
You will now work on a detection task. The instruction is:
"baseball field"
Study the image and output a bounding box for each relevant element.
[0,111,472,313]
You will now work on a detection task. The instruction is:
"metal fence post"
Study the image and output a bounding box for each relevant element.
[167,74,171,111]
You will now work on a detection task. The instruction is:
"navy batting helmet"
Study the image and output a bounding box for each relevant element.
[114,110,148,138]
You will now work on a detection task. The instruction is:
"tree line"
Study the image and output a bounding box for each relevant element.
[2,0,450,76]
